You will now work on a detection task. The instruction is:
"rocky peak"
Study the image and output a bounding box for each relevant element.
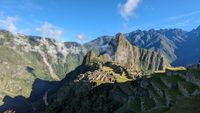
[82,50,97,65]
[83,33,170,76]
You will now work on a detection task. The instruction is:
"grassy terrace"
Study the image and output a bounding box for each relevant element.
[189,69,200,80]
[129,97,141,113]
[176,70,187,75]
[166,67,186,71]
[178,81,199,94]
[166,96,200,113]
[151,74,167,89]
[116,74,131,83]
[94,80,108,86]
[149,87,166,106]
[142,106,169,113]
[165,89,181,101]
[161,75,183,84]
[141,97,155,111]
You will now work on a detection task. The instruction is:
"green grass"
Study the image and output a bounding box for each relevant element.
[166,67,186,71]
[151,75,167,89]
[166,96,200,113]
[24,51,52,80]
[178,81,199,94]
[161,75,183,84]
[0,75,33,104]
[116,75,131,83]
[141,97,155,111]
[189,69,200,80]
[176,70,188,75]
[165,88,181,102]
[94,80,109,86]
[149,87,166,106]
[142,106,169,113]
[128,97,141,113]
[0,46,25,65]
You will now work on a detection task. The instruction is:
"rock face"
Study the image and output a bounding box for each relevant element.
[84,33,170,75]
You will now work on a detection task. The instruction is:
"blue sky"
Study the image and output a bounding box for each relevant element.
[0,0,200,42]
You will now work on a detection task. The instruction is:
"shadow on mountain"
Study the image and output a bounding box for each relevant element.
[0,78,62,113]
[26,66,37,78]
[0,61,139,113]
[0,64,91,113]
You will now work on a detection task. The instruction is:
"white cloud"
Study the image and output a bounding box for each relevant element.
[164,10,200,29]
[167,10,200,22]
[36,22,63,40]
[76,34,87,43]
[119,0,140,20]
[0,16,17,33]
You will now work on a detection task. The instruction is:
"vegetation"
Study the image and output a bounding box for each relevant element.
[189,69,200,80]
[161,75,183,84]
[178,81,198,94]
[166,96,200,113]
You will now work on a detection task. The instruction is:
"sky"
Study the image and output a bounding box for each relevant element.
[0,0,200,42]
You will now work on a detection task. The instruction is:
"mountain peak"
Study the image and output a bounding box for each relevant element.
[196,25,200,31]
[115,33,129,45]
[115,33,124,39]
[82,50,97,65]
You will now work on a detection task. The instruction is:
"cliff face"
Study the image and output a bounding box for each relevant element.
[114,33,170,72]
[85,33,170,75]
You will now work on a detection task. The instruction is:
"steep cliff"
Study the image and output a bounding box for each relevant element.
[84,33,170,75]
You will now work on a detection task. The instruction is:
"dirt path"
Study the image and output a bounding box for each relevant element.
[41,54,60,80]
[38,49,60,81]
[43,90,49,106]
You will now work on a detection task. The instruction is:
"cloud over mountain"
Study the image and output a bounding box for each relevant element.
[76,34,87,42]
[36,22,63,40]
[0,16,17,33]
[119,0,140,20]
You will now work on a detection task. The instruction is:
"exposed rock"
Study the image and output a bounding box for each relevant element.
[84,33,170,76]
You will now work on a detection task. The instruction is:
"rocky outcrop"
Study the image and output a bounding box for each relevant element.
[84,33,170,75]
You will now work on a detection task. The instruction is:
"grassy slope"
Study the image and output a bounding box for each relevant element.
[166,96,200,113]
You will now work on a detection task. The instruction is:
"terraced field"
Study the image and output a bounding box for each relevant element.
[43,68,200,113]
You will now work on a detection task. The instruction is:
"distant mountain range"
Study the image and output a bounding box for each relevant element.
[125,27,200,66]
[86,26,200,66]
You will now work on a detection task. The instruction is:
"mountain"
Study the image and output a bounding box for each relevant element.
[0,30,170,112]
[126,29,186,63]
[1,25,200,113]
[173,26,200,66]
[85,26,200,66]
[84,33,170,76]
[42,56,200,113]
[0,30,86,104]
